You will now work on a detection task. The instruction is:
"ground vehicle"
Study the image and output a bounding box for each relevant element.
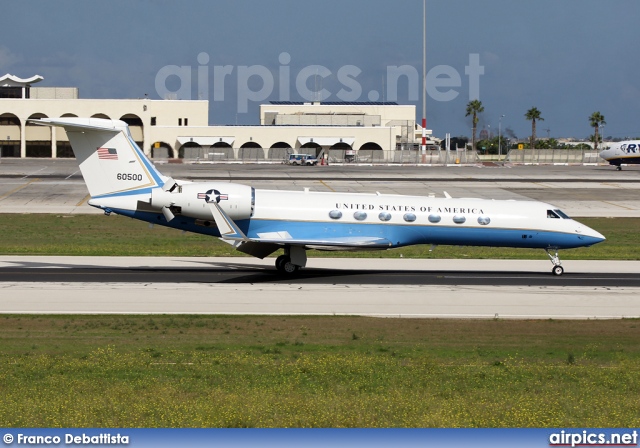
[285,154,318,166]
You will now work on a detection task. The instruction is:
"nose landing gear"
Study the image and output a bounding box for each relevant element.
[545,248,564,276]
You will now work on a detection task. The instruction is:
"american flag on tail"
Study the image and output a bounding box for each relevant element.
[97,147,118,160]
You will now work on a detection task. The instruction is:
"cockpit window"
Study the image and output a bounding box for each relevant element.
[554,209,571,219]
[547,210,560,219]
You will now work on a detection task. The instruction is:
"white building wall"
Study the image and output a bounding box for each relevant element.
[2,96,421,159]
[0,98,208,157]
[148,125,395,158]
[260,103,417,126]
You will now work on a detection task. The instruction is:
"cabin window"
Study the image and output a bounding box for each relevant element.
[453,215,466,224]
[477,216,491,225]
[547,210,560,219]
[353,211,367,221]
[403,213,416,222]
[554,209,571,219]
[378,212,391,222]
[428,214,441,223]
[329,210,342,220]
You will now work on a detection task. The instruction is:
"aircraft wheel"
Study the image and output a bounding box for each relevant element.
[275,255,299,274]
[275,255,288,272]
[616,166,622,171]
[282,260,299,274]
[552,265,564,276]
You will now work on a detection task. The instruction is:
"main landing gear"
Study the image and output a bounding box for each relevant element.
[275,245,307,274]
[275,254,299,274]
[545,248,564,276]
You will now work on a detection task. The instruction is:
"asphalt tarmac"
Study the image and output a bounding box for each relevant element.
[1,160,639,318]
[1,257,639,318]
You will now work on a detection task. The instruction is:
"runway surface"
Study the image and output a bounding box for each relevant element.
[1,162,639,319]
[1,259,640,287]
[1,257,639,319]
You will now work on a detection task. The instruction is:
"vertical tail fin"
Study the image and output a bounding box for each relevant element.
[30,118,166,198]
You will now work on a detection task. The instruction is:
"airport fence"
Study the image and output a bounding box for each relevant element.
[176,147,482,165]
[505,148,601,164]
[161,146,604,165]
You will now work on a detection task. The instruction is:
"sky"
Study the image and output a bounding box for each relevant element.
[2,0,640,140]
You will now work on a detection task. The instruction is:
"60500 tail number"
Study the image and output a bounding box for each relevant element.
[117,173,143,181]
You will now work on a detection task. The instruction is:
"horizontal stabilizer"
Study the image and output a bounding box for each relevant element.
[28,117,126,133]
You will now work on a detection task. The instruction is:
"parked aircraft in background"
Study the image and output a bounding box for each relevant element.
[599,141,640,170]
[31,118,605,276]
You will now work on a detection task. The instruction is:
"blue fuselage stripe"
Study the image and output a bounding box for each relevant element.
[110,210,602,250]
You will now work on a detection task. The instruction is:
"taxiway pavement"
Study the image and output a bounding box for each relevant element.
[1,160,640,217]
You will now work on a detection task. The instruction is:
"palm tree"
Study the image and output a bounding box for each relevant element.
[525,107,544,149]
[465,100,484,151]
[589,112,606,151]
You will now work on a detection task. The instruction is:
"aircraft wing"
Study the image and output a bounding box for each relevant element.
[222,233,392,258]
[250,234,392,247]
[209,198,392,257]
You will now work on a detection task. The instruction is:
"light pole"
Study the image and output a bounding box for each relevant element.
[421,0,426,154]
[498,114,505,158]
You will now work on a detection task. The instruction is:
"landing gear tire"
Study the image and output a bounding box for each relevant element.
[275,255,299,274]
[616,166,622,171]
[275,255,288,272]
[545,248,564,276]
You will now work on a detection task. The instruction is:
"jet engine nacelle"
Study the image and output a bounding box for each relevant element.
[150,182,254,221]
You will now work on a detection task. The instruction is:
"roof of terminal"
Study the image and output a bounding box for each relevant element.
[0,74,44,87]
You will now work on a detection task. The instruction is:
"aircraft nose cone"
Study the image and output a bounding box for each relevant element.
[582,226,606,243]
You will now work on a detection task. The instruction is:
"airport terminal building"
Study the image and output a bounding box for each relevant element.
[0,74,434,161]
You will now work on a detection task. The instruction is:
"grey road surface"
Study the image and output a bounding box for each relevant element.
[0,257,638,319]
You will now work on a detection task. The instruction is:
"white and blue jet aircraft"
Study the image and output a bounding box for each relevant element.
[32,117,605,276]
[599,140,640,170]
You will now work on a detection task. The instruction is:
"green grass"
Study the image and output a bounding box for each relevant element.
[0,214,635,259]
[0,216,637,427]
[0,315,639,427]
